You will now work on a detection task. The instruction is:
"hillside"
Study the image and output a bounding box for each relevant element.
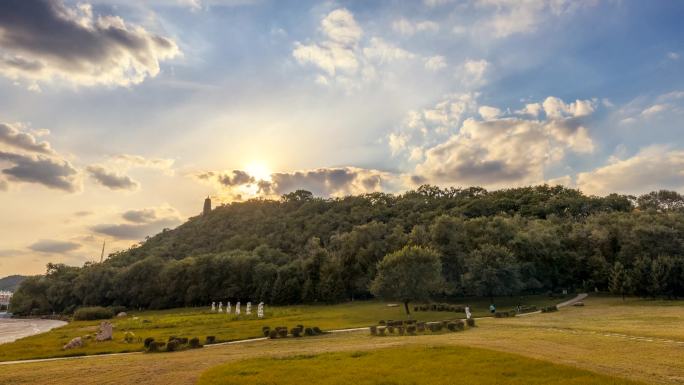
[0,275,26,292]
[9,186,684,315]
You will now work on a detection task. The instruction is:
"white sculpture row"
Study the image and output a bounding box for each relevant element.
[211,301,265,318]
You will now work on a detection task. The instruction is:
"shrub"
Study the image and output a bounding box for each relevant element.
[73,306,113,321]
[262,326,271,337]
[144,337,155,348]
[369,326,377,336]
[178,337,188,344]
[387,326,395,334]
[147,341,166,352]
[269,330,279,339]
[377,326,386,336]
[398,326,405,335]
[205,336,216,344]
[124,332,136,343]
[466,318,476,327]
[291,327,302,337]
[417,322,426,332]
[542,305,558,313]
[189,337,201,348]
[304,328,315,336]
[166,340,180,352]
[108,305,127,315]
[407,325,416,335]
[447,322,457,331]
[312,327,322,335]
[379,320,386,325]
[278,328,288,338]
[456,320,465,331]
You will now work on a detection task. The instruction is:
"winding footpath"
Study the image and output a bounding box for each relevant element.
[0,293,588,366]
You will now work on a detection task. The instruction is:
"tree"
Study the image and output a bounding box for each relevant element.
[370,246,443,315]
[608,261,632,300]
[463,244,522,303]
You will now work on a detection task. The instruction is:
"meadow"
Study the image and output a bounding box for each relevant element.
[198,345,640,385]
[0,295,564,362]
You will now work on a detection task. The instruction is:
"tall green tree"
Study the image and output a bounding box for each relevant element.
[608,261,632,300]
[463,244,522,303]
[370,246,443,315]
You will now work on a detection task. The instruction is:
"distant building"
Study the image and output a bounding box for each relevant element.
[203,196,212,215]
[0,290,12,306]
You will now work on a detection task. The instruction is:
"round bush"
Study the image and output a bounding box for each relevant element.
[206,336,216,344]
[189,337,201,348]
[369,326,377,336]
[166,340,180,352]
[269,330,279,339]
[144,337,155,348]
[73,306,113,321]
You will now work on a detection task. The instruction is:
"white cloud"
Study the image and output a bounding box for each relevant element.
[458,59,490,86]
[542,96,595,119]
[0,1,180,88]
[577,146,684,195]
[515,102,542,117]
[641,104,669,117]
[293,8,414,89]
[667,52,680,60]
[478,105,502,120]
[392,18,439,36]
[424,55,447,71]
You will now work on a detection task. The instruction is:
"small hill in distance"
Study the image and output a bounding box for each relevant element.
[0,275,26,292]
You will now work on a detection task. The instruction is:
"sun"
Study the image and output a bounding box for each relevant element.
[245,161,272,181]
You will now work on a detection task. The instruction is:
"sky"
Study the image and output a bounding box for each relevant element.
[0,0,683,275]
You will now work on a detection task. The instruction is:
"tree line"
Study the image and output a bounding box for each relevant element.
[10,186,684,315]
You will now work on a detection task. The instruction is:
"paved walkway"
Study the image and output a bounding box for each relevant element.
[0,294,588,366]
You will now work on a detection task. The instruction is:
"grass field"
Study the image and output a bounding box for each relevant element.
[1,295,681,385]
[0,295,563,362]
[198,345,640,385]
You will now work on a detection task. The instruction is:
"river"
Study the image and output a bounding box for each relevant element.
[0,317,67,344]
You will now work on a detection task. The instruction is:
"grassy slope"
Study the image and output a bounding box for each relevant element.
[198,345,640,385]
[0,295,564,362]
[0,296,682,385]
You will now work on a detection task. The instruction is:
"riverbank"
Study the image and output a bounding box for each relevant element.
[0,319,67,344]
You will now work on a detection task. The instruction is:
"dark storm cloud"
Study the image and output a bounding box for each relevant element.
[0,151,80,192]
[86,165,139,191]
[0,122,53,154]
[28,239,81,253]
[0,0,179,86]
[122,208,160,223]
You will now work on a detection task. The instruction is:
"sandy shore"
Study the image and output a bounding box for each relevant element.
[0,318,67,344]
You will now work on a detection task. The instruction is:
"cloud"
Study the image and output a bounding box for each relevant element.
[476,0,596,38]
[409,96,596,187]
[478,105,501,120]
[28,239,81,254]
[0,0,180,88]
[112,154,175,171]
[640,104,669,117]
[667,52,680,60]
[0,122,53,154]
[392,18,439,36]
[0,151,80,192]
[257,167,394,197]
[576,146,684,196]
[92,205,182,240]
[424,55,446,71]
[542,96,595,119]
[292,8,414,88]
[196,170,256,187]
[87,165,139,191]
[458,59,490,86]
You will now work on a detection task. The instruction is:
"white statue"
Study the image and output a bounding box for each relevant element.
[246,302,252,315]
[226,301,232,315]
[235,301,241,316]
[257,302,264,319]
[465,305,472,320]
[218,301,223,313]
[211,301,216,312]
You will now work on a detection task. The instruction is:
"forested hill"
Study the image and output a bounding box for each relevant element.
[10,186,684,315]
[109,185,632,266]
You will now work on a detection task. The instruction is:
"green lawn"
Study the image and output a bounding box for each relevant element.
[198,345,640,385]
[0,295,565,362]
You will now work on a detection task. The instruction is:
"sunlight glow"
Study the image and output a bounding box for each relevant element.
[245,161,272,181]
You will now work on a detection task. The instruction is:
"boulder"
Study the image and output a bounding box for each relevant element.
[63,337,83,350]
[116,312,128,318]
[96,321,113,341]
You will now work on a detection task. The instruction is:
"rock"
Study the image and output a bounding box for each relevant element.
[96,321,113,341]
[63,337,83,350]
[116,311,128,318]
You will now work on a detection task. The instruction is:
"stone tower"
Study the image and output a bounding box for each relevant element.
[203,196,212,215]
